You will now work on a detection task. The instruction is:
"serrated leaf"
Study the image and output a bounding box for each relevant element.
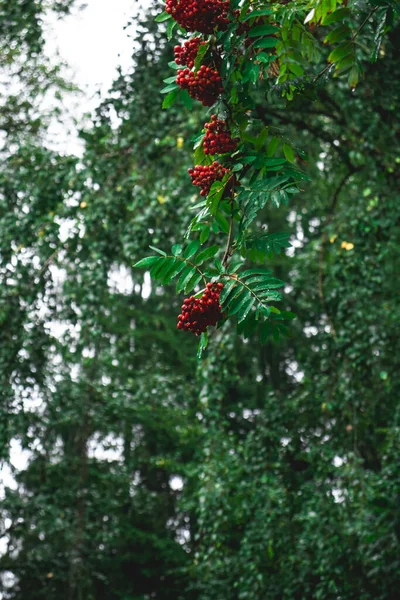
[328,42,353,64]
[324,24,351,45]
[228,289,252,316]
[215,212,230,234]
[162,260,186,283]
[219,279,238,304]
[194,42,209,71]
[167,18,176,40]
[248,24,280,37]
[160,82,179,94]
[267,136,280,157]
[241,269,272,279]
[162,90,178,109]
[150,257,171,280]
[184,271,203,294]
[172,244,182,256]
[200,226,210,243]
[155,11,171,23]
[214,258,224,273]
[252,37,278,49]
[283,143,295,163]
[149,245,166,256]
[195,245,219,264]
[241,9,273,22]
[181,89,193,109]
[197,331,208,360]
[228,259,244,274]
[168,60,180,70]
[176,266,196,293]
[184,240,200,259]
[134,256,160,268]
[237,296,256,323]
[322,8,351,26]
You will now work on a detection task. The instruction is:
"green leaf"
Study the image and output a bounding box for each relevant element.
[184,240,200,259]
[194,42,209,71]
[214,258,224,274]
[328,42,353,64]
[237,296,256,323]
[167,18,177,41]
[240,9,273,22]
[181,89,193,110]
[322,8,351,26]
[283,143,295,163]
[252,37,278,49]
[197,331,209,360]
[324,24,351,45]
[184,271,203,294]
[176,266,196,293]
[149,245,166,256]
[228,289,252,316]
[172,244,183,256]
[155,11,171,23]
[160,82,179,95]
[134,256,160,269]
[267,136,280,157]
[200,226,210,243]
[162,90,178,109]
[162,260,186,283]
[214,212,230,234]
[241,269,272,279]
[195,245,219,264]
[248,24,280,37]
[219,279,238,304]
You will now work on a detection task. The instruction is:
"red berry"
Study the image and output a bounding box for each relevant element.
[176,65,223,107]
[174,37,205,68]
[166,0,230,34]
[188,161,230,196]
[177,283,224,335]
[203,114,239,155]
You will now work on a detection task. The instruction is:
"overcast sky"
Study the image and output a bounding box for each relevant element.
[43,0,153,153]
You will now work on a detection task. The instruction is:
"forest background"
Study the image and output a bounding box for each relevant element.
[0,1,399,599]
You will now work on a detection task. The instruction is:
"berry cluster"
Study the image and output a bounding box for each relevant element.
[174,38,205,69]
[166,0,230,34]
[188,161,230,196]
[176,66,223,106]
[203,115,238,155]
[177,282,224,335]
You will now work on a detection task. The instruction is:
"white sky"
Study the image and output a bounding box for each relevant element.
[43,0,153,154]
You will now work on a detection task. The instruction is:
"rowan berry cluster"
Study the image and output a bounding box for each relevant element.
[203,115,238,155]
[174,38,205,69]
[166,0,230,34]
[176,66,223,106]
[177,282,224,335]
[188,161,230,196]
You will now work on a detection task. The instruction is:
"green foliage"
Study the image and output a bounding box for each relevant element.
[0,2,399,600]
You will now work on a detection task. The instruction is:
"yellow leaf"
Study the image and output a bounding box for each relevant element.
[177,136,184,149]
[330,234,337,243]
[80,201,87,209]
[157,195,167,204]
